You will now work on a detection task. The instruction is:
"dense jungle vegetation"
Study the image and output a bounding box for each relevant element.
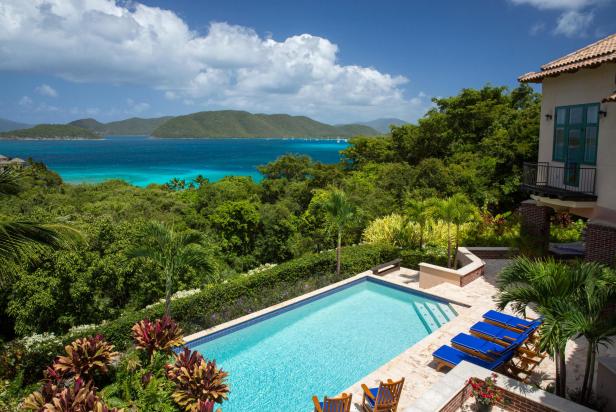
[0,84,546,342]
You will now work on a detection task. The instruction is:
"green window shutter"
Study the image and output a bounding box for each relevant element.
[553,103,600,165]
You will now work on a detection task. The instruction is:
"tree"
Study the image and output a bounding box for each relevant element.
[562,263,616,404]
[496,258,588,397]
[323,189,356,276]
[127,222,215,317]
[404,197,433,249]
[0,168,79,285]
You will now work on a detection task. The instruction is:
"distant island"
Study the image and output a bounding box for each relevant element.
[0,124,99,140]
[356,118,408,134]
[150,111,377,138]
[69,116,173,136]
[0,110,381,139]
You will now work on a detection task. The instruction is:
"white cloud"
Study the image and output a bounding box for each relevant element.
[509,0,608,37]
[529,21,547,35]
[509,0,603,9]
[18,96,33,106]
[0,0,429,122]
[126,98,150,114]
[554,10,595,36]
[35,84,58,97]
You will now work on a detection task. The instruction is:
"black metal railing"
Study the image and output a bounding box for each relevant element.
[522,162,596,198]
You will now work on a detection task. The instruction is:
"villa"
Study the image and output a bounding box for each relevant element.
[518,33,616,267]
[0,154,26,168]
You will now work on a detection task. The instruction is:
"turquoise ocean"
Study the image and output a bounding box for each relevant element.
[0,136,349,186]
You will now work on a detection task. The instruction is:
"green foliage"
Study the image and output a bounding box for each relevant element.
[151,110,377,138]
[165,348,229,409]
[1,243,398,385]
[70,116,173,136]
[131,316,184,358]
[52,335,118,381]
[0,124,99,139]
[496,258,616,400]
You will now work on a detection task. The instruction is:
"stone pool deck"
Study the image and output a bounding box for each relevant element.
[342,259,616,412]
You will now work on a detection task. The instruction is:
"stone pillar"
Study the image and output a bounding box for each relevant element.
[519,200,552,256]
[585,221,616,267]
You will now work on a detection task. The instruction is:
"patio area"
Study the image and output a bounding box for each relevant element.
[340,259,616,412]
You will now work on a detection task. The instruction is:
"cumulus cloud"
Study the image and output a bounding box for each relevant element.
[35,84,58,97]
[509,0,607,37]
[126,98,150,114]
[554,10,595,36]
[0,0,427,122]
[509,0,603,9]
[18,96,33,106]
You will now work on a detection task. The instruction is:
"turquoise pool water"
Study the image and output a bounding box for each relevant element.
[0,136,348,186]
[189,279,456,411]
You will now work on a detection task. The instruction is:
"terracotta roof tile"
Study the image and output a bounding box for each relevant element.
[519,33,616,83]
[604,92,616,103]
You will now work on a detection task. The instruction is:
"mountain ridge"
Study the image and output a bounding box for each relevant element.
[0,117,31,133]
[151,110,378,138]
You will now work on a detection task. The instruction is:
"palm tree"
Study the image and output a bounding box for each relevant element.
[405,198,432,249]
[0,168,80,284]
[562,263,616,404]
[127,222,215,316]
[432,194,477,268]
[324,189,356,277]
[449,193,477,261]
[496,257,588,397]
[432,197,457,268]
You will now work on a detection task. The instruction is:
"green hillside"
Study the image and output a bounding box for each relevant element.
[0,124,100,139]
[69,116,173,136]
[151,110,378,138]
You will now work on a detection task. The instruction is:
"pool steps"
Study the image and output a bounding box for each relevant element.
[412,301,456,332]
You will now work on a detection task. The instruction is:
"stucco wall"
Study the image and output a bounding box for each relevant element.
[539,63,616,217]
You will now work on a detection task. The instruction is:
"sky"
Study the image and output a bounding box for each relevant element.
[0,0,615,125]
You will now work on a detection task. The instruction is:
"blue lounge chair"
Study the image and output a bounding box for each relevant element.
[483,310,542,332]
[432,345,511,372]
[450,333,507,359]
[470,321,526,346]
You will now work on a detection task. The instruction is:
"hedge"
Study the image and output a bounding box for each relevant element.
[2,243,400,383]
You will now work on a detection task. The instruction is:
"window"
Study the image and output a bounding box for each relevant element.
[553,103,600,165]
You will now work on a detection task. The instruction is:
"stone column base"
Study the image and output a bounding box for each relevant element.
[519,200,552,256]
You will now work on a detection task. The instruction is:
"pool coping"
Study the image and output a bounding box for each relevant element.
[183,271,469,347]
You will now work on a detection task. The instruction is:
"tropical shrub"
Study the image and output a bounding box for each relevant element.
[52,335,117,381]
[4,243,398,384]
[131,316,185,358]
[23,377,120,412]
[101,350,177,411]
[166,348,229,410]
[362,214,417,248]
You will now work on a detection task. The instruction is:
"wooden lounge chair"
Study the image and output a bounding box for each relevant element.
[312,393,352,412]
[361,378,404,412]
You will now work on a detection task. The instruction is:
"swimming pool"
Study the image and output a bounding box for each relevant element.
[187,277,457,411]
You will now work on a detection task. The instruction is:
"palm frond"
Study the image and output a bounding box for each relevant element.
[0,168,21,196]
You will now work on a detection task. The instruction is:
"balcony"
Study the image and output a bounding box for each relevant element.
[522,162,597,201]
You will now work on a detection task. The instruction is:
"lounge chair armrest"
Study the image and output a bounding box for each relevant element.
[361,384,375,400]
[312,396,322,412]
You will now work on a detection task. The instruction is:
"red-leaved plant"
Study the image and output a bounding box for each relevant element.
[52,335,117,381]
[468,373,505,407]
[132,316,185,358]
[166,348,229,411]
[23,377,121,412]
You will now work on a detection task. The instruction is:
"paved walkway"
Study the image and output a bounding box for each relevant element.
[340,259,616,412]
